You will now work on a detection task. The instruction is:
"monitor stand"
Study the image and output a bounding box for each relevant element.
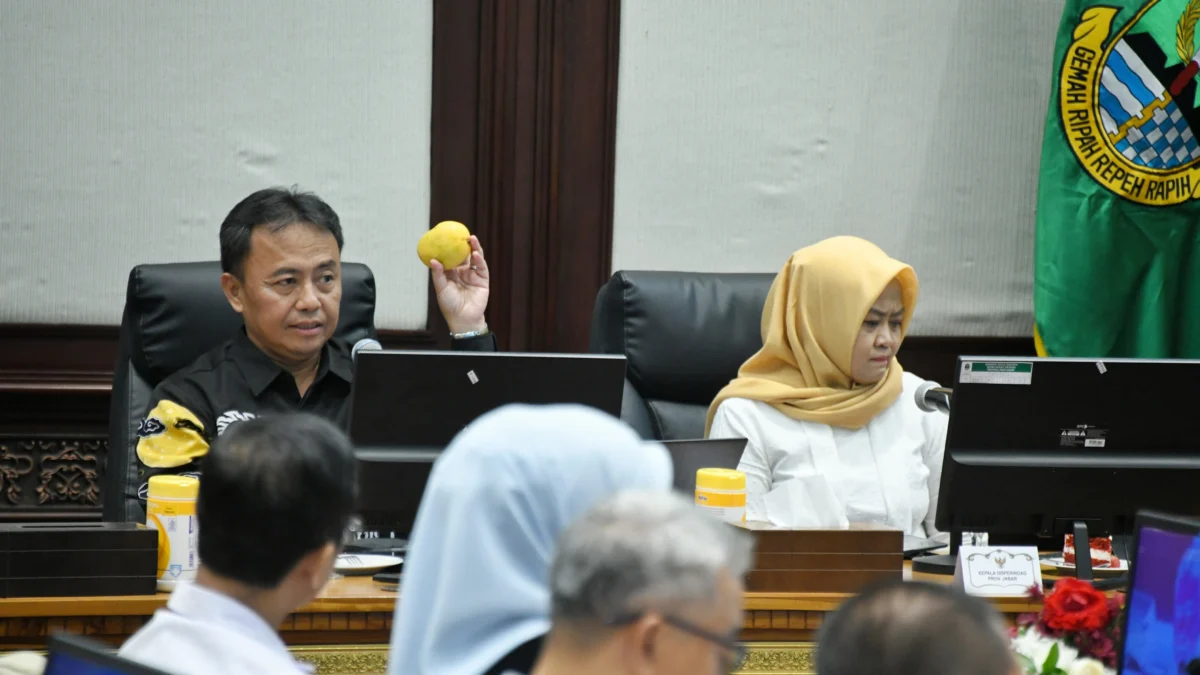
[1069,520,1094,582]
[910,523,960,575]
[912,520,1098,581]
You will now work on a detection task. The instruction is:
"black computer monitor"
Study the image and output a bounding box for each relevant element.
[354,448,438,539]
[347,350,627,539]
[915,356,1200,578]
[46,632,171,675]
[1118,510,1200,675]
[348,351,627,449]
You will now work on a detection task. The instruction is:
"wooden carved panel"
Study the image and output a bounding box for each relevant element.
[0,437,105,521]
[0,444,34,505]
[36,440,103,506]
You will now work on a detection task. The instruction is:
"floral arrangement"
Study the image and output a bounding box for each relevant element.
[1010,578,1124,675]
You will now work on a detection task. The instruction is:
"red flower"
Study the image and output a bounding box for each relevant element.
[1042,578,1112,632]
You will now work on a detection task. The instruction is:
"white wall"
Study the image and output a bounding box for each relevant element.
[613,0,1066,336]
[0,0,432,329]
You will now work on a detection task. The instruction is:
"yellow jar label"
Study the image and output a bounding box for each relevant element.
[695,490,747,508]
[147,497,199,585]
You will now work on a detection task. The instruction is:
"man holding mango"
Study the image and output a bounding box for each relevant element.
[122,187,493,520]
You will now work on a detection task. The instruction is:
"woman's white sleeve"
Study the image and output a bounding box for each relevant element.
[711,401,771,521]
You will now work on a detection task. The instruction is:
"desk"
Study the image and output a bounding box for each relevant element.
[0,576,393,673]
[0,567,1040,674]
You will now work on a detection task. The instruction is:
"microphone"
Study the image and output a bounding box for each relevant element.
[914,381,952,414]
[351,338,382,361]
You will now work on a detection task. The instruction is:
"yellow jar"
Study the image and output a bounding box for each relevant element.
[694,468,746,524]
[146,475,200,591]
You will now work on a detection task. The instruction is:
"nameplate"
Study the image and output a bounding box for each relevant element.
[953,546,1043,597]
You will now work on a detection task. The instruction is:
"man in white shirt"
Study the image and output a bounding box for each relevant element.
[528,490,754,675]
[120,413,357,675]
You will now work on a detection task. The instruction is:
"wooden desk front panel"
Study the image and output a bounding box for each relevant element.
[0,571,1038,674]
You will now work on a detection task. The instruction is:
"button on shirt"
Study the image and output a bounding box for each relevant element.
[119,581,311,675]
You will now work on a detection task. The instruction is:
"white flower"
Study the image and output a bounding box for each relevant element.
[1010,627,1079,672]
[1066,658,1109,675]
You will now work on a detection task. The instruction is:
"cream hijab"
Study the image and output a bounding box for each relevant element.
[705,236,918,434]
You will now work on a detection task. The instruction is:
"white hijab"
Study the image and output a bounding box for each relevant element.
[386,404,673,675]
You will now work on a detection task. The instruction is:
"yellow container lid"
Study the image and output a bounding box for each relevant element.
[695,468,746,490]
[148,475,199,500]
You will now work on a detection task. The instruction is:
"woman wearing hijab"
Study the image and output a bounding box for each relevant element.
[707,236,947,539]
[387,404,673,675]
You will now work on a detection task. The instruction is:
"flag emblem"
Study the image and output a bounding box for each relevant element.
[1059,0,1200,205]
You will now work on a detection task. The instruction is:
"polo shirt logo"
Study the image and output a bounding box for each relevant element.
[216,410,257,436]
[137,417,166,438]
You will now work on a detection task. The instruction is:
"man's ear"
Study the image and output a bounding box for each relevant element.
[220,272,245,314]
[296,541,338,594]
[634,614,663,666]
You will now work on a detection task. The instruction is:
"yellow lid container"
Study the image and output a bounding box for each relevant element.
[696,468,746,491]
[695,468,746,523]
[148,475,199,500]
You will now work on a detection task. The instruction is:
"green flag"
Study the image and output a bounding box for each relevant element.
[1036,0,1200,358]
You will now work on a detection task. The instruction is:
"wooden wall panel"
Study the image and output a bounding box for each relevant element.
[429,0,622,352]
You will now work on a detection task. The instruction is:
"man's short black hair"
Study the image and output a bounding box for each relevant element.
[197,413,358,588]
[219,187,344,278]
[816,581,1015,675]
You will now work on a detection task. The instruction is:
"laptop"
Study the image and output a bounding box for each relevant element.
[662,438,748,495]
[1118,510,1200,675]
[348,350,627,449]
[46,632,171,675]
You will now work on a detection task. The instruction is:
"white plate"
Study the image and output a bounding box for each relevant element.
[335,554,403,575]
[1039,555,1128,574]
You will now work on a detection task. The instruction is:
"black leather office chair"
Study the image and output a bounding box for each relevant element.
[104,261,377,522]
[590,271,775,441]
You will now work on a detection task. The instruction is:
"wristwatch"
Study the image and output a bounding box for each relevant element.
[450,326,490,340]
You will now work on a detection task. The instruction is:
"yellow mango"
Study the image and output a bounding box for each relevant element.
[417,221,472,268]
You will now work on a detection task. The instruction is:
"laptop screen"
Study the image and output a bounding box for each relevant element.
[662,438,748,495]
[46,652,140,675]
[1120,520,1200,674]
[45,634,170,675]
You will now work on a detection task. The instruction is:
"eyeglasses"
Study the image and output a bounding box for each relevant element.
[607,612,747,672]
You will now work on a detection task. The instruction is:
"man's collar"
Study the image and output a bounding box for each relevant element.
[324,338,354,384]
[233,329,353,397]
[166,581,313,673]
[232,330,287,397]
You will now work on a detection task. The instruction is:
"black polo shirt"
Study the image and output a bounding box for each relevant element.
[132,328,496,504]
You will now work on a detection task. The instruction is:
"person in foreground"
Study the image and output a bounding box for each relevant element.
[387,404,674,675]
[122,186,493,520]
[528,490,755,675]
[816,581,1019,675]
[707,236,947,538]
[120,413,357,674]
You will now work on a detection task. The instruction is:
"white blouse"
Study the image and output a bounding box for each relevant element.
[709,372,948,539]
